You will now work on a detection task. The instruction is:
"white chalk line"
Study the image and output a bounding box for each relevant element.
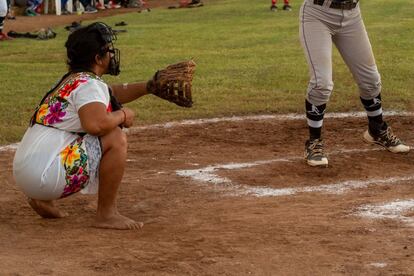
[1,111,413,152]
[2,112,413,226]
[176,147,414,197]
[177,145,414,225]
[237,176,414,197]
[357,199,414,226]
[176,148,377,185]
[0,143,19,153]
[368,263,388,268]
[127,110,414,132]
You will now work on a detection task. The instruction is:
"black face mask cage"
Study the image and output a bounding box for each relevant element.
[94,22,117,44]
[109,48,121,76]
[91,22,121,76]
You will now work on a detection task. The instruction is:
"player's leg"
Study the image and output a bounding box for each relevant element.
[270,0,277,11]
[283,0,291,11]
[300,2,334,166]
[94,127,143,230]
[334,8,409,153]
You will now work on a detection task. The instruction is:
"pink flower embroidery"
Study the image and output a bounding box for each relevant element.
[45,102,66,124]
[63,174,88,196]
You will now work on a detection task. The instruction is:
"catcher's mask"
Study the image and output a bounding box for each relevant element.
[92,22,121,76]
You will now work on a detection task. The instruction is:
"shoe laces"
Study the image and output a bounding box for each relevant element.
[379,127,400,145]
[308,139,325,156]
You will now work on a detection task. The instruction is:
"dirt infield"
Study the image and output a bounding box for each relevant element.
[1,114,413,275]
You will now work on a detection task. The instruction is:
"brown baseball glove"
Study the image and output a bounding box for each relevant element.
[146,60,196,108]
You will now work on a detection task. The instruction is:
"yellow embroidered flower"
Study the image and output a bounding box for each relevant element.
[60,144,80,167]
[36,104,49,123]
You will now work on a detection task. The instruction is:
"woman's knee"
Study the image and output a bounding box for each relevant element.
[101,127,128,153]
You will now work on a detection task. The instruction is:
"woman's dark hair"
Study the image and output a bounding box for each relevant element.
[65,23,109,72]
[29,23,119,126]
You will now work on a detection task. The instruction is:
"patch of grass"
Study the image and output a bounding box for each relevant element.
[0,0,413,144]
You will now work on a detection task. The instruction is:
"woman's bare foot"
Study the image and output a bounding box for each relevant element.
[27,198,68,218]
[93,214,144,230]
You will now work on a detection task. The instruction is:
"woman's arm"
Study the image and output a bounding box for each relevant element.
[78,102,135,136]
[110,82,149,104]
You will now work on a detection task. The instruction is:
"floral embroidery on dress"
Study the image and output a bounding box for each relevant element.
[59,136,90,198]
[35,73,98,126]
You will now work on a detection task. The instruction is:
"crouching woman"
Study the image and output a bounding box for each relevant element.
[13,22,148,230]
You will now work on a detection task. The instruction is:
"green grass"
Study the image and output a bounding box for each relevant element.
[0,0,413,145]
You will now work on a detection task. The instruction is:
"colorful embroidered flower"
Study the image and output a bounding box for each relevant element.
[60,137,90,198]
[36,73,97,127]
[36,104,49,123]
[61,144,81,167]
[45,102,66,125]
[59,78,87,98]
[62,174,88,195]
[63,180,80,196]
[74,174,88,185]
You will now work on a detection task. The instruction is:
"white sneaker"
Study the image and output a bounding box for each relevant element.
[363,125,410,153]
[305,139,329,167]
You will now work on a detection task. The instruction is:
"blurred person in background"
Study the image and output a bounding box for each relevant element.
[270,0,292,11]
[0,0,12,40]
[25,0,42,16]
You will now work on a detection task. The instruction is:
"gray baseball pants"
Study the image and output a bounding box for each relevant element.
[299,0,381,107]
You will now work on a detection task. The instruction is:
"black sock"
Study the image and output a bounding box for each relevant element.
[360,94,385,135]
[309,126,322,140]
[305,99,326,140]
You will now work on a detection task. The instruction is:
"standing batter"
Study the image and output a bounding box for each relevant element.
[299,0,410,167]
